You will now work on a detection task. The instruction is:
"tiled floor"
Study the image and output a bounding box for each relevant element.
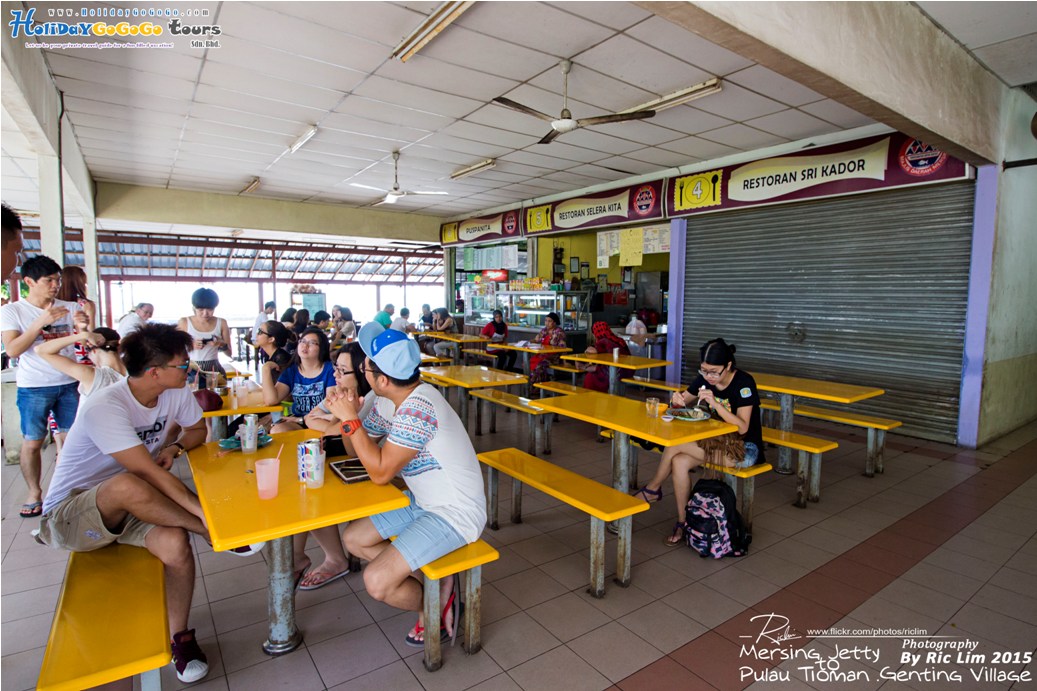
[3,390,1036,690]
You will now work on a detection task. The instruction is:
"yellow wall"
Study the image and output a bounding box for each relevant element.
[535,231,669,282]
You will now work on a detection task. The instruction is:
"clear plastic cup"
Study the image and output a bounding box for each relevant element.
[305,452,326,490]
[612,347,620,360]
[241,418,258,454]
[646,397,660,417]
[255,458,280,499]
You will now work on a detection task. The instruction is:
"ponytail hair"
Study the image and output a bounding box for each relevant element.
[700,338,736,367]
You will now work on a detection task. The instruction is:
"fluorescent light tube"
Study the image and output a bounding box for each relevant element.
[619,78,723,114]
[392,1,473,62]
[450,158,496,180]
[241,178,261,194]
[288,126,318,154]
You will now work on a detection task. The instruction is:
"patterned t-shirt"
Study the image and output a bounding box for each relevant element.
[277,362,337,417]
[363,383,485,542]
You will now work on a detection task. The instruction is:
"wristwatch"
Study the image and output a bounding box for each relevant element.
[340,419,363,437]
[169,442,186,458]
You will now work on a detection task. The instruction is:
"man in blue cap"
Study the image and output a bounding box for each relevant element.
[325,322,485,647]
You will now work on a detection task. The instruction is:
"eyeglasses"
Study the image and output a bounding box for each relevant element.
[698,367,726,379]
[160,363,190,371]
[334,366,354,377]
[298,339,320,348]
[359,360,380,376]
[257,329,270,337]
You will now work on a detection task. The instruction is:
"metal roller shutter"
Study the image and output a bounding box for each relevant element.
[680,182,975,442]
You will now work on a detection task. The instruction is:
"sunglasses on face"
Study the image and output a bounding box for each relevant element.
[159,363,190,371]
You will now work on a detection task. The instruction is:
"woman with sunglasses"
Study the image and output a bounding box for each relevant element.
[288,342,377,590]
[37,327,126,398]
[263,327,336,434]
[633,338,764,546]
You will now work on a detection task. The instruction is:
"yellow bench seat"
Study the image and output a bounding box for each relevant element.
[38,544,169,691]
[534,381,584,395]
[470,389,553,455]
[479,448,648,597]
[760,399,899,475]
[761,426,838,507]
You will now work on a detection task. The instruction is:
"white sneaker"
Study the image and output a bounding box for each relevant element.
[227,541,266,557]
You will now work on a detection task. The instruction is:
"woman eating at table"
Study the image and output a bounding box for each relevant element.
[177,287,230,387]
[262,326,336,434]
[632,338,764,546]
[286,342,376,590]
[481,309,518,372]
[580,320,629,392]
[528,312,567,384]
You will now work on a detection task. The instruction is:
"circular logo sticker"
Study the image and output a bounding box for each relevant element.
[899,139,947,177]
[503,211,517,235]
[632,185,656,216]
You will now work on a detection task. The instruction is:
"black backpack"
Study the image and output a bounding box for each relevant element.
[684,478,751,558]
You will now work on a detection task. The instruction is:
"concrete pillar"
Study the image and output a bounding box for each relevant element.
[82,216,100,318]
[38,153,64,262]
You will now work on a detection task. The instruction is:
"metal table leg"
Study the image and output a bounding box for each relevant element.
[607,366,620,395]
[459,388,469,427]
[262,537,302,655]
[211,415,228,441]
[775,394,795,475]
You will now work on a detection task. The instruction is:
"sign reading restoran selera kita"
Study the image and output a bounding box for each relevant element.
[666,132,969,218]
[524,179,664,237]
[440,209,522,246]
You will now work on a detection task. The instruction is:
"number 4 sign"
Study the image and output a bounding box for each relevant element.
[672,170,723,212]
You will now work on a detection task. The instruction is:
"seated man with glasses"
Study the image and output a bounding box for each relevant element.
[631,337,764,547]
[36,323,264,684]
[325,322,486,648]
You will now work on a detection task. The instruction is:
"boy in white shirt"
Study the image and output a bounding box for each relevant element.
[37,323,263,683]
[0,255,82,517]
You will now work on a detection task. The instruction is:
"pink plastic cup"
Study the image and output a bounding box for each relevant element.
[255,458,280,500]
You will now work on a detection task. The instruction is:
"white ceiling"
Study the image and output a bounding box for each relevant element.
[2,1,1034,242]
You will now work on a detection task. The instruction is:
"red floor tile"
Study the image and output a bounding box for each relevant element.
[842,542,921,576]
[713,607,765,647]
[866,530,938,561]
[619,656,718,691]
[817,557,897,593]
[754,589,843,637]
[786,571,872,615]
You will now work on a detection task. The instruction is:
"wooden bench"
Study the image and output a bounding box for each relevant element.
[38,544,169,691]
[479,448,649,597]
[470,388,552,456]
[761,399,900,476]
[620,376,685,393]
[534,381,584,396]
[549,364,583,385]
[761,427,838,507]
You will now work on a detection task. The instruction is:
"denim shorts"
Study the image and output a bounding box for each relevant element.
[370,491,467,571]
[734,442,760,469]
[16,383,80,440]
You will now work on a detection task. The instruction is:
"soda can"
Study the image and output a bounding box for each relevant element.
[297,439,322,483]
[281,401,293,417]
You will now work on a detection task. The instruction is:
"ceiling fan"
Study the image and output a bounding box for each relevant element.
[350,151,449,205]
[493,59,656,144]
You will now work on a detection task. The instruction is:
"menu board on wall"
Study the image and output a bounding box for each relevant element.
[596,223,669,268]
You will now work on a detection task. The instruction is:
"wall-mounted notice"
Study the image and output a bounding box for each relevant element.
[619,227,643,266]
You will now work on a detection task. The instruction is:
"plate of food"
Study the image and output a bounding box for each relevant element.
[218,434,274,450]
[665,407,712,422]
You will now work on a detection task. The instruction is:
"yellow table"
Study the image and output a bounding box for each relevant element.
[419,366,528,428]
[751,372,884,474]
[428,333,491,364]
[200,390,283,440]
[186,429,408,655]
[488,342,572,378]
[561,353,673,395]
[532,391,737,582]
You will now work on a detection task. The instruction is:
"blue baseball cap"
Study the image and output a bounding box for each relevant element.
[357,321,422,379]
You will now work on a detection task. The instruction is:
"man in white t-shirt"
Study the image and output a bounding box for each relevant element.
[116,302,153,338]
[389,307,415,333]
[0,255,82,518]
[36,323,263,684]
[326,322,485,648]
[251,300,276,341]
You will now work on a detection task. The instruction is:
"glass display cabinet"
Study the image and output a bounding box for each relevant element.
[496,291,591,338]
[461,282,498,329]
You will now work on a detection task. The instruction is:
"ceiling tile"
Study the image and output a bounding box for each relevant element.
[799,100,875,129]
[272,1,426,47]
[194,84,327,123]
[916,1,1037,48]
[973,34,1037,86]
[549,128,643,155]
[199,62,345,111]
[660,135,743,160]
[61,97,189,128]
[647,105,733,137]
[698,123,788,150]
[207,35,367,93]
[626,16,754,77]
[335,96,453,133]
[577,35,713,95]
[45,53,198,100]
[420,26,560,82]
[53,77,192,115]
[528,61,656,113]
[745,109,842,141]
[438,120,540,149]
[350,75,483,119]
[374,55,520,103]
[594,155,675,176]
[693,82,787,120]
[465,104,554,138]
[457,2,614,57]
[727,65,826,107]
[548,1,653,30]
[44,43,203,81]
[623,148,699,169]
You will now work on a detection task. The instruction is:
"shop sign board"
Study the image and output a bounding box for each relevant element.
[667,133,969,218]
[441,209,522,246]
[524,180,664,236]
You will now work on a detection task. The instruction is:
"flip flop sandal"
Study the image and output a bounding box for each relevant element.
[664,521,686,547]
[19,502,42,518]
[632,486,662,503]
[298,568,350,591]
[405,575,463,648]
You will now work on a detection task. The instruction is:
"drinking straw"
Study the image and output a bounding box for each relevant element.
[276,444,285,462]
